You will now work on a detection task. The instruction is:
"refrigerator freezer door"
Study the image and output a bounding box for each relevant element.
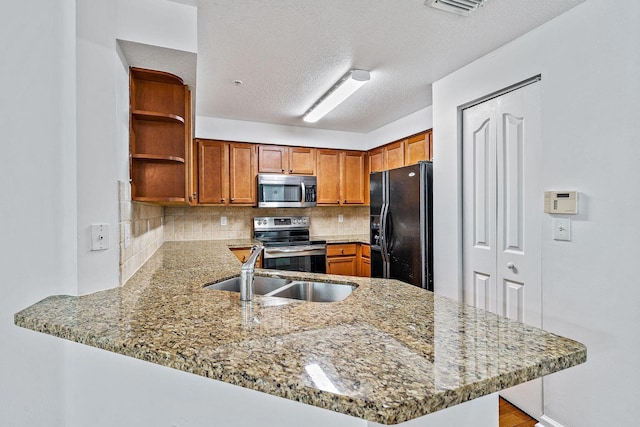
[387,164,423,288]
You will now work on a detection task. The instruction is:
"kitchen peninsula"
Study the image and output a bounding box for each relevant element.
[14,241,586,426]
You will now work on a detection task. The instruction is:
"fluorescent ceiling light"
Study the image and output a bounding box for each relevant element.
[303,69,371,123]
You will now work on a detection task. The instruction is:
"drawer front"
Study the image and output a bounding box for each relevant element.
[327,243,357,257]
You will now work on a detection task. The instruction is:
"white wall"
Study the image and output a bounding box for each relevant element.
[0,1,77,425]
[116,0,198,53]
[196,115,368,150]
[196,106,432,151]
[432,1,640,425]
[75,0,122,294]
[365,106,433,150]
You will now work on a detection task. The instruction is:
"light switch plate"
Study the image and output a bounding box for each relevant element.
[221,216,227,226]
[338,214,344,223]
[91,223,110,251]
[553,218,571,241]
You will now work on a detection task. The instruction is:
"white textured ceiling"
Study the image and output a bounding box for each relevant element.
[192,0,583,133]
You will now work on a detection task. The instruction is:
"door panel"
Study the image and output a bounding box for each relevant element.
[474,273,495,313]
[463,101,497,310]
[502,113,525,253]
[462,81,542,418]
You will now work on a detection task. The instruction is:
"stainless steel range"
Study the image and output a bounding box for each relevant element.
[253,216,326,273]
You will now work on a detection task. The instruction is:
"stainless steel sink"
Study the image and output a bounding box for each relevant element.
[205,276,291,295]
[205,276,355,302]
[267,281,355,302]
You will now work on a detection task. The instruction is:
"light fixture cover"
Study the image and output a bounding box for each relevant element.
[303,69,371,123]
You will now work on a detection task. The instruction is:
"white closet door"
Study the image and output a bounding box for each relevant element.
[462,81,542,419]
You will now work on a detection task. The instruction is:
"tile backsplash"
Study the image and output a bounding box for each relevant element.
[163,206,369,241]
[118,180,369,284]
[118,181,164,285]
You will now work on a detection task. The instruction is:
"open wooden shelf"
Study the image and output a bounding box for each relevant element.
[131,153,185,163]
[131,110,185,124]
[129,67,190,204]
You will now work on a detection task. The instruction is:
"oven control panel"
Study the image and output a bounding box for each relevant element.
[254,216,309,231]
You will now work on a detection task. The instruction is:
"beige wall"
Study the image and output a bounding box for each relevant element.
[163,206,369,241]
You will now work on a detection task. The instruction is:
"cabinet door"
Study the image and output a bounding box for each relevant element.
[369,147,384,173]
[358,244,371,277]
[288,147,316,175]
[342,151,366,204]
[316,149,341,205]
[229,143,257,205]
[197,139,229,205]
[258,145,288,174]
[326,256,357,276]
[384,140,405,170]
[405,132,430,165]
[359,257,371,277]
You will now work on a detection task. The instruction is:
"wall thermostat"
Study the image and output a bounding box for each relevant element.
[544,191,578,214]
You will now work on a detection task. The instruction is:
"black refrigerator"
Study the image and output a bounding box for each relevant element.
[370,161,433,291]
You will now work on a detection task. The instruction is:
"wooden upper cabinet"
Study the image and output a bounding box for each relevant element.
[369,147,384,173]
[229,143,257,205]
[384,140,405,170]
[316,149,342,205]
[258,145,288,174]
[405,131,432,165]
[288,147,316,175]
[317,149,367,206]
[342,151,367,204]
[129,67,191,205]
[258,145,316,175]
[196,139,228,205]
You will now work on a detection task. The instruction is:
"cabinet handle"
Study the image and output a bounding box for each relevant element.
[242,256,247,262]
[336,199,340,203]
[341,249,344,254]
[344,199,347,203]
[289,169,293,173]
[221,198,225,202]
[281,169,285,173]
[231,198,235,202]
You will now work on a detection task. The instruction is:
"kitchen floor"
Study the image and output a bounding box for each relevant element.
[499,398,537,427]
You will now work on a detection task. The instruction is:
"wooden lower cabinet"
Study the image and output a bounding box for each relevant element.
[230,247,262,268]
[326,256,357,276]
[358,244,371,277]
[326,243,358,276]
[327,243,371,277]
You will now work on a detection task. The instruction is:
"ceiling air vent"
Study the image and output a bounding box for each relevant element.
[425,0,488,16]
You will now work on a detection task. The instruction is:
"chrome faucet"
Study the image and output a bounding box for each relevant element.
[240,245,262,301]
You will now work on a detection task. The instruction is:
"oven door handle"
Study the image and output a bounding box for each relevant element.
[263,246,326,259]
[301,181,306,203]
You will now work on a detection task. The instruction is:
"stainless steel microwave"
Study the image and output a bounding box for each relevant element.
[257,174,317,208]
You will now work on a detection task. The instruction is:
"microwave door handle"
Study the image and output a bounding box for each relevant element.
[300,181,305,203]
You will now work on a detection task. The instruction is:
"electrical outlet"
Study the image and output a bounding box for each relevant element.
[123,223,131,249]
[338,214,344,223]
[221,216,227,226]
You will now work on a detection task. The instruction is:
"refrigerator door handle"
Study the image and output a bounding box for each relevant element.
[380,203,390,265]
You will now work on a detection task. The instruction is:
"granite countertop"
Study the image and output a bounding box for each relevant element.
[14,240,586,425]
